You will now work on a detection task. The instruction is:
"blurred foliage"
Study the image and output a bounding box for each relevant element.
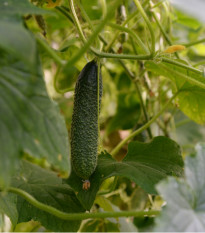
[1,0,205,232]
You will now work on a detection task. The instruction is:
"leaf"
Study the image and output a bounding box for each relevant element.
[169,0,205,23]
[95,196,114,212]
[145,60,205,124]
[154,143,205,232]
[14,221,41,232]
[0,193,18,226]
[0,0,50,16]
[174,9,202,30]
[80,219,120,232]
[0,47,70,187]
[134,216,155,232]
[0,19,37,69]
[5,161,85,232]
[80,219,103,232]
[171,112,205,150]
[67,136,183,210]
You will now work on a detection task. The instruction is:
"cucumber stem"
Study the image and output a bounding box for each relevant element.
[1,186,160,221]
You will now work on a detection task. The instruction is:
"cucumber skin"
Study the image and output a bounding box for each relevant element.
[71,60,102,180]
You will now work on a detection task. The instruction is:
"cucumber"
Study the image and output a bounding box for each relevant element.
[71,60,102,189]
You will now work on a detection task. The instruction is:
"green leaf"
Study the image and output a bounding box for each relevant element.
[174,9,202,29]
[6,161,85,232]
[0,51,70,187]
[170,0,205,24]
[67,136,183,210]
[0,193,18,226]
[154,143,205,231]
[171,112,205,150]
[145,60,205,124]
[80,219,103,232]
[0,19,37,69]
[95,196,114,212]
[80,219,120,232]
[14,221,41,232]
[177,85,205,124]
[0,0,50,16]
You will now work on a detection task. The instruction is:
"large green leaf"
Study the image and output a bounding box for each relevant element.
[154,143,205,232]
[2,161,85,232]
[145,60,205,124]
[0,0,50,16]
[0,46,70,187]
[67,136,183,210]
[0,19,37,69]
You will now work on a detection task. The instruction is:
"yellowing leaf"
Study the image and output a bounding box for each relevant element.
[46,0,61,8]
[164,45,186,53]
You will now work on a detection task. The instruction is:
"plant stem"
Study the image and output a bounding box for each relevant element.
[69,0,152,61]
[152,8,172,46]
[134,79,153,139]
[91,50,152,60]
[160,63,205,89]
[150,3,180,59]
[162,57,202,74]
[105,0,149,52]
[100,0,107,18]
[99,35,152,138]
[76,0,94,30]
[69,0,87,43]
[36,35,65,66]
[133,0,155,56]
[67,0,122,67]
[3,187,159,220]
[107,22,149,54]
[76,3,148,54]
[194,60,205,67]
[183,38,205,47]
[175,118,191,128]
[105,10,137,52]
[121,61,153,138]
[151,0,166,9]
[55,6,74,23]
[75,0,102,49]
[53,66,75,94]
[111,91,179,157]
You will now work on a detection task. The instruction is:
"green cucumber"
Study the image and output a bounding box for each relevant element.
[71,60,102,189]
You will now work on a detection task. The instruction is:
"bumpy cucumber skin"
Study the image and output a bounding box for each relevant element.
[71,60,102,180]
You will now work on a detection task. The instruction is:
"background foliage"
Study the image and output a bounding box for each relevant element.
[0,0,205,232]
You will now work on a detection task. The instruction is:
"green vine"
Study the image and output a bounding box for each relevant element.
[111,91,180,157]
[3,187,160,221]
[133,0,155,56]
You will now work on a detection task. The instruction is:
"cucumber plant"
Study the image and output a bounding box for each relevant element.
[0,0,205,232]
